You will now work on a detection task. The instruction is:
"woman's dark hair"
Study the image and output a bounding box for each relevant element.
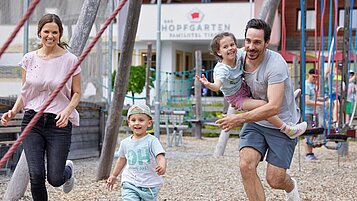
[244,18,271,43]
[37,13,69,49]
[209,32,237,60]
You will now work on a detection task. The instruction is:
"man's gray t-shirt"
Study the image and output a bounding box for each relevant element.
[243,49,300,128]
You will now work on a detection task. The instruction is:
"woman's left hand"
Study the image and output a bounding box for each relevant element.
[55,110,70,128]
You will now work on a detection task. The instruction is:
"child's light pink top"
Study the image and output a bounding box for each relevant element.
[19,51,81,126]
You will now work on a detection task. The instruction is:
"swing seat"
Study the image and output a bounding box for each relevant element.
[307,138,326,148]
[305,133,326,148]
[303,127,325,136]
[346,129,356,138]
[310,137,326,148]
[312,142,325,148]
[326,134,348,142]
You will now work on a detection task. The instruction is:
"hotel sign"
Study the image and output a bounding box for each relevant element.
[161,8,230,39]
[137,3,252,41]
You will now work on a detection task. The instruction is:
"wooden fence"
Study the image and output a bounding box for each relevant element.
[0,98,106,171]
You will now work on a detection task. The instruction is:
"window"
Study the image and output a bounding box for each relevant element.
[202,52,216,70]
[176,50,184,72]
[297,10,316,30]
[339,9,357,29]
[185,52,193,71]
[140,51,156,68]
[176,51,193,72]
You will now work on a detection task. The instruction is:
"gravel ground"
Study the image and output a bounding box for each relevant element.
[1,134,357,201]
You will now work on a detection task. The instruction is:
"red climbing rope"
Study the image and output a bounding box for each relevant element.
[0,0,40,58]
[0,0,128,169]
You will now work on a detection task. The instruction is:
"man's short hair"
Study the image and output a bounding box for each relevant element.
[308,68,318,75]
[245,18,271,42]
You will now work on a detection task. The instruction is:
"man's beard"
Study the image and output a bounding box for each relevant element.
[246,50,259,60]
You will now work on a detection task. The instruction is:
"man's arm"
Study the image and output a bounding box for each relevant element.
[216,82,284,131]
[305,94,324,107]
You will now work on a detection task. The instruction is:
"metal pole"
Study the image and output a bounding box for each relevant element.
[23,0,29,54]
[154,0,162,139]
[249,0,253,19]
[107,0,114,106]
[300,0,306,121]
[298,0,306,171]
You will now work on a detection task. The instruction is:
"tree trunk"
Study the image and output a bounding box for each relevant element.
[3,1,100,200]
[96,0,142,181]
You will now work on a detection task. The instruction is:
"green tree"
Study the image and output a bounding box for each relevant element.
[112,65,154,104]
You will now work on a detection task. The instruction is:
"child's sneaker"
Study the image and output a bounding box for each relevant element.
[63,160,75,193]
[282,122,307,139]
[305,153,318,160]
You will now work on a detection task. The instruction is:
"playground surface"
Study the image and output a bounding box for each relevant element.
[0,134,356,201]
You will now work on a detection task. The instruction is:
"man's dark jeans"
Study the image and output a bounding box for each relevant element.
[22,110,72,201]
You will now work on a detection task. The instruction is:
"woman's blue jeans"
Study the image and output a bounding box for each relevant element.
[21,110,72,201]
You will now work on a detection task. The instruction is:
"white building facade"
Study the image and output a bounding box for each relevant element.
[0,1,281,105]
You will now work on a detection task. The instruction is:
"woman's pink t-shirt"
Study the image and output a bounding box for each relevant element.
[19,51,81,126]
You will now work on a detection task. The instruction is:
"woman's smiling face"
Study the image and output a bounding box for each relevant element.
[39,22,61,48]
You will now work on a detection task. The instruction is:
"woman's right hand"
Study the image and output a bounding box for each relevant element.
[1,110,16,126]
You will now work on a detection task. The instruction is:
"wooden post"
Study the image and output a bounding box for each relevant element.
[3,151,29,201]
[96,0,142,180]
[145,43,152,106]
[258,0,281,28]
[68,0,101,56]
[339,0,351,157]
[213,105,236,156]
[194,50,202,139]
[293,56,300,109]
[293,56,299,90]
[99,107,106,151]
[340,0,350,127]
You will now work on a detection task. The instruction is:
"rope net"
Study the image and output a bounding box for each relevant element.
[159,69,195,114]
